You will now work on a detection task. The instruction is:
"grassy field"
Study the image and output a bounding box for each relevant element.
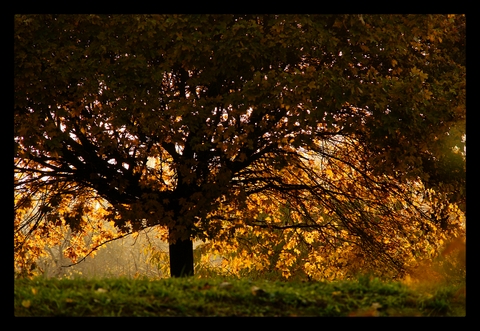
[14,275,465,317]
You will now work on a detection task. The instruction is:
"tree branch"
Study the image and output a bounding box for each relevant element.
[60,231,133,268]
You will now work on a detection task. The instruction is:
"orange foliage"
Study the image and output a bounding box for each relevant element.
[14,172,120,277]
[14,136,465,281]
[193,137,465,281]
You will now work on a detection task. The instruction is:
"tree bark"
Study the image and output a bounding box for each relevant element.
[169,237,194,277]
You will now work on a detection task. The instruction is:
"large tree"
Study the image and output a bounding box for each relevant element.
[14,14,465,277]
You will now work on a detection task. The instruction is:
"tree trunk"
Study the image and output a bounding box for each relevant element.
[169,237,194,277]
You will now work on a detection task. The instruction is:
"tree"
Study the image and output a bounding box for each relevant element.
[14,14,465,277]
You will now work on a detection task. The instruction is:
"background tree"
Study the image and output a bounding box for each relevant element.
[14,14,465,277]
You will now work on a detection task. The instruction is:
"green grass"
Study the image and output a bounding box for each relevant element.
[14,275,465,317]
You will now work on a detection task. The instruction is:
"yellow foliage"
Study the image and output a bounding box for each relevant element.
[190,137,466,281]
[14,135,465,282]
[14,182,123,277]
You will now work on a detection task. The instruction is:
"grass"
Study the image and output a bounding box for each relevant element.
[14,275,465,317]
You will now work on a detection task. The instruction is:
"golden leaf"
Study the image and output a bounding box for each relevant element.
[325,169,334,178]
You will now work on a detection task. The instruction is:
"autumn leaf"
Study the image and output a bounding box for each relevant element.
[410,66,429,82]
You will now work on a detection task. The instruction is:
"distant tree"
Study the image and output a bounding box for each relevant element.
[14,14,465,277]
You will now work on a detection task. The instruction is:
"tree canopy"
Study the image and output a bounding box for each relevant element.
[14,14,465,278]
